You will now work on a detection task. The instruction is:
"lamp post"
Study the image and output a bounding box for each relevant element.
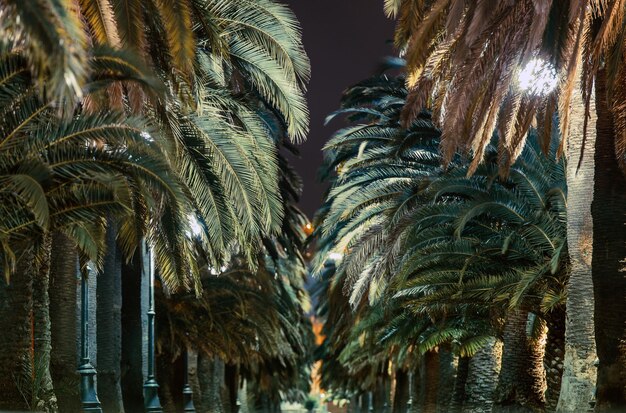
[143,243,163,412]
[407,372,414,413]
[78,264,102,412]
[182,348,196,412]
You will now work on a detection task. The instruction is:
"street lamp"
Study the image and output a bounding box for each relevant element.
[78,264,102,412]
[407,372,414,413]
[182,348,196,412]
[143,242,163,412]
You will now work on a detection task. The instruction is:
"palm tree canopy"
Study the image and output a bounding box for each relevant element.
[389,0,626,173]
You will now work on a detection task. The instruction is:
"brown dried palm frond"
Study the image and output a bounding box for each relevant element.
[392,0,626,173]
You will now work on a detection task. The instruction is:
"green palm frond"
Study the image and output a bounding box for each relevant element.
[228,40,308,141]
[0,0,88,104]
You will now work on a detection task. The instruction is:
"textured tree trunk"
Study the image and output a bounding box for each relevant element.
[393,369,409,413]
[450,356,469,413]
[437,347,458,413]
[33,234,58,412]
[591,69,626,411]
[556,75,597,413]
[156,348,183,413]
[410,364,423,413]
[373,373,390,411]
[49,233,81,412]
[357,393,365,413]
[197,354,225,413]
[422,350,439,413]
[544,308,566,412]
[238,379,250,413]
[224,363,239,413]
[0,248,35,410]
[188,349,203,411]
[494,309,546,412]
[464,337,503,413]
[97,223,125,412]
[121,252,145,412]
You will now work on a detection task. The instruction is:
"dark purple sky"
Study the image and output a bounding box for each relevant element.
[284,0,396,217]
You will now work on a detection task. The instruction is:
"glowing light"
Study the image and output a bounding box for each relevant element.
[517,58,557,95]
[188,214,202,236]
[140,131,154,142]
[328,252,343,261]
[303,222,314,235]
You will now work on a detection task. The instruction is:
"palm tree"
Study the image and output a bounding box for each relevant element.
[0,0,311,272]
[316,66,573,411]
[385,2,626,409]
[0,0,311,411]
[0,42,193,410]
[154,131,313,411]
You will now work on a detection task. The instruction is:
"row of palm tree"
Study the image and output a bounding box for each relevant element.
[314,1,626,412]
[386,1,626,410]
[314,62,586,413]
[0,0,313,411]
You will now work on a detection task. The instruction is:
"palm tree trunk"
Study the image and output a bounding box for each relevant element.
[494,308,546,412]
[121,252,145,412]
[590,68,626,411]
[0,248,35,411]
[437,347,458,413]
[348,394,358,413]
[49,233,81,412]
[544,308,566,412]
[392,369,409,413]
[238,379,251,413]
[156,347,179,413]
[32,234,58,412]
[97,223,125,412]
[464,337,503,413]
[197,354,225,413]
[224,363,239,413]
[556,76,597,413]
[410,363,423,413]
[373,373,389,411]
[422,350,439,413]
[450,356,469,413]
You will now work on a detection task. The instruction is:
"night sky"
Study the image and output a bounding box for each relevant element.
[284,0,396,218]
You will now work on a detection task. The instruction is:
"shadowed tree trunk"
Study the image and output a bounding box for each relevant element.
[422,350,439,413]
[556,75,597,413]
[450,356,469,413]
[393,369,409,413]
[410,364,422,413]
[121,252,145,412]
[97,223,125,412]
[373,372,389,411]
[494,309,546,412]
[49,233,80,412]
[437,346,458,413]
[544,308,566,412]
[249,379,279,413]
[464,337,503,413]
[224,363,239,413]
[33,234,58,412]
[591,68,626,411]
[349,394,359,413]
[156,348,183,413]
[197,354,225,413]
[0,248,35,411]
